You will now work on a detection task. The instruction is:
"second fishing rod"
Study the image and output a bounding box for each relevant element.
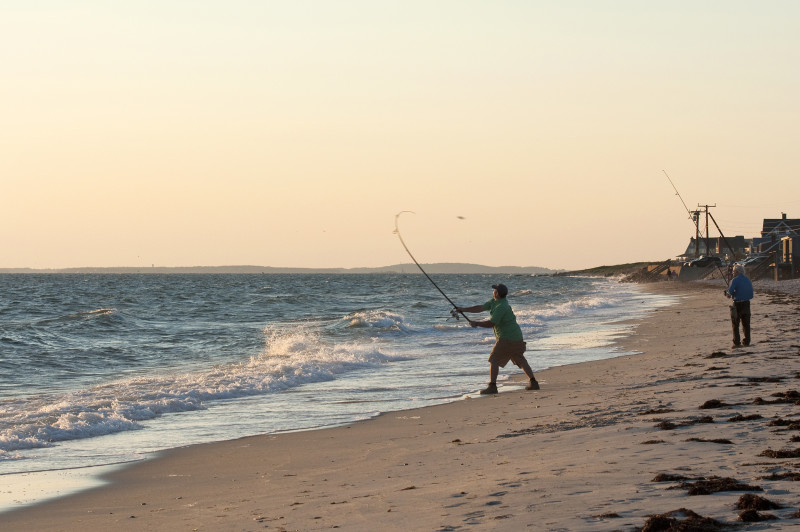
[663,170,733,286]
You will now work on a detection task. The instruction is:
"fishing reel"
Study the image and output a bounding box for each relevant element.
[450,308,461,321]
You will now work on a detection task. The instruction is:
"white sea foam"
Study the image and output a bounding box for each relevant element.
[432,322,463,331]
[0,326,400,456]
[86,308,115,317]
[343,310,412,332]
[510,289,533,296]
[514,296,611,325]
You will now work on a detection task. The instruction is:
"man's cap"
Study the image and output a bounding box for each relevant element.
[491,283,508,297]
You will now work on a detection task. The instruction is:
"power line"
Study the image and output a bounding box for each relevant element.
[717,202,800,209]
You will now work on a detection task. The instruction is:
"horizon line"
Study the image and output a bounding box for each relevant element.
[0,262,563,274]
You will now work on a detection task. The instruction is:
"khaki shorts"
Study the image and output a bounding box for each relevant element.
[489,338,527,368]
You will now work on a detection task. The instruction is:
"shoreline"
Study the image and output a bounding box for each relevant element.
[4,279,800,530]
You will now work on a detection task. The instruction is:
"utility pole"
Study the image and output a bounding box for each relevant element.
[697,204,716,256]
[692,210,701,257]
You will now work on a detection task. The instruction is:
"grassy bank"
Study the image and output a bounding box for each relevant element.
[555,262,653,278]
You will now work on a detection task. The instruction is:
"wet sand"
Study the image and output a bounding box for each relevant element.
[4,279,800,531]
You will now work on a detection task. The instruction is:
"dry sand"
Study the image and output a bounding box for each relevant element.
[3,279,800,531]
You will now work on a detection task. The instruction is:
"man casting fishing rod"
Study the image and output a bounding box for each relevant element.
[456,283,540,395]
[394,212,538,395]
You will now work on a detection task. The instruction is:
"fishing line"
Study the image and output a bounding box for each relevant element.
[394,211,473,323]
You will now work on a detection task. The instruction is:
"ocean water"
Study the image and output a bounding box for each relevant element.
[0,273,676,508]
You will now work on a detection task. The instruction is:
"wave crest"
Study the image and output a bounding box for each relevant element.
[343,310,411,332]
[0,327,402,456]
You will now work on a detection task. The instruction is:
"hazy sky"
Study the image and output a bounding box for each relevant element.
[3,1,799,270]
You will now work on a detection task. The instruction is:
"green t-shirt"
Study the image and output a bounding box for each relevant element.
[482,298,523,341]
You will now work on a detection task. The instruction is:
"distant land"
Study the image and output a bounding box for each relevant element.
[555,262,652,277]
[0,263,560,275]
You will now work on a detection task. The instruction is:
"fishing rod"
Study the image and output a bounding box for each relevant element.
[663,169,694,223]
[393,211,473,323]
[662,170,730,286]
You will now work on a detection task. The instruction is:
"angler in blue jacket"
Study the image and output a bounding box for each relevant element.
[725,264,754,347]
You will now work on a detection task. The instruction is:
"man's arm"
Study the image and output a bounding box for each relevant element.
[456,305,485,313]
[726,278,738,298]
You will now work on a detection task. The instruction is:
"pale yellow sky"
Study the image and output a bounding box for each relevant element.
[2,1,799,270]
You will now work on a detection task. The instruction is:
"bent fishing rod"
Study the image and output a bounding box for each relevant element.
[394,211,474,323]
[662,170,730,286]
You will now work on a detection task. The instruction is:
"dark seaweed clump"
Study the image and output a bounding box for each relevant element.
[639,508,731,531]
[655,417,713,430]
[754,390,800,405]
[639,408,676,416]
[768,418,800,430]
[685,438,733,444]
[652,473,693,482]
[670,476,762,496]
[763,471,800,481]
[759,448,800,458]
[738,509,778,522]
[593,512,621,518]
[735,493,782,511]
[728,414,762,422]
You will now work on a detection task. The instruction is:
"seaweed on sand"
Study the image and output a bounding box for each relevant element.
[753,390,800,405]
[699,399,728,409]
[763,470,800,481]
[652,473,694,482]
[668,476,762,496]
[735,493,782,511]
[728,414,762,422]
[685,438,733,444]
[639,508,732,531]
[738,509,778,522]
[759,448,800,458]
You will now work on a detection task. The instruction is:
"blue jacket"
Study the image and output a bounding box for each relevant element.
[727,275,754,302]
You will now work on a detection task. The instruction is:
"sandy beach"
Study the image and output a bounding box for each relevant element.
[4,279,800,531]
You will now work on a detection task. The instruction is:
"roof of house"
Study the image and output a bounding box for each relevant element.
[762,216,800,237]
[720,235,749,247]
[680,236,750,258]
